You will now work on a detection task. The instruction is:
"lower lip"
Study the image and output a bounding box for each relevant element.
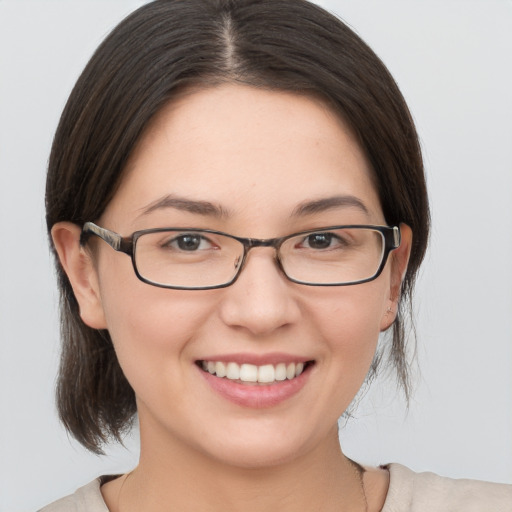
[198,364,312,408]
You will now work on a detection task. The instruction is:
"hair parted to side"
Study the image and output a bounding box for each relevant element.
[46,0,429,454]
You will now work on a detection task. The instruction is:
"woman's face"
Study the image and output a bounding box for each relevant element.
[65,84,410,468]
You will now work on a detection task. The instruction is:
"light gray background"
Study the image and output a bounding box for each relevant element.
[1,1,511,510]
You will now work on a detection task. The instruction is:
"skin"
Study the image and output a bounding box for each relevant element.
[53,84,412,512]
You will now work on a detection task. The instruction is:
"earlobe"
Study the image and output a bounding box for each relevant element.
[380,223,413,331]
[51,222,107,329]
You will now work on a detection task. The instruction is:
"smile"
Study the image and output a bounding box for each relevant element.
[197,357,314,407]
[199,360,310,384]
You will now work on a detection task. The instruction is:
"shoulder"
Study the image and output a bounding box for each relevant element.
[38,479,109,512]
[382,463,512,512]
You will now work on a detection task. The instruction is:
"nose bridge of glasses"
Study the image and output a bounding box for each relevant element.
[242,237,284,260]
[237,237,284,275]
[245,237,280,249]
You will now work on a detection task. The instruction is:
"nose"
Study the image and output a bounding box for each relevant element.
[217,248,301,337]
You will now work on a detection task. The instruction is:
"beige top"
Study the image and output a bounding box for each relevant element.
[39,463,512,511]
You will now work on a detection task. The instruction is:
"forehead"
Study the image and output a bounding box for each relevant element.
[104,84,383,230]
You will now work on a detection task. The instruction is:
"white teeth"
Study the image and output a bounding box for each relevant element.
[201,360,308,383]
[275,363,287,381]
[226,362,240,380]
[215,361,226,378]
[240,364,258,382]
[258,364,275,383]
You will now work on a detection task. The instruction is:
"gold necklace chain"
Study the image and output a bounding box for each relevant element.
[349,458,369,512]
[116,469,133,512]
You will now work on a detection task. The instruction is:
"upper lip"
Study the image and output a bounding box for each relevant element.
[196,352,313,366]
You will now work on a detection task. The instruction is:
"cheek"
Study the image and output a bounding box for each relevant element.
[316,278,387,341]
[97,268,214,395]
[310,280,389,382]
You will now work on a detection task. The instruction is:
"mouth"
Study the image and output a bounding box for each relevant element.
[196,360,315,385]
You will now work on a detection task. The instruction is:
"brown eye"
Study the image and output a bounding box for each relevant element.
[305,233,333,249]
[160,233,215,252]
[176,234,202,251]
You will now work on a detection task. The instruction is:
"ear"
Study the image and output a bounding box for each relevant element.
[380,223,412,331]
[51,222,107,329]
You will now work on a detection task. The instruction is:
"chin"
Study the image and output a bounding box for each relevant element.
[192,419,332,471]
[207,441,306,470]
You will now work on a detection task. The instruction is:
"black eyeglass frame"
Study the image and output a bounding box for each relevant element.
[80,222,401,290]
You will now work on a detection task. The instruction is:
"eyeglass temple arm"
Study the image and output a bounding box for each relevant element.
[81,222,133,254]
[391,225,401,248]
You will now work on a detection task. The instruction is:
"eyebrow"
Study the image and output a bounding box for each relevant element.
[291,195,370,217]
[137,194,230,218]
[137,193,369,220]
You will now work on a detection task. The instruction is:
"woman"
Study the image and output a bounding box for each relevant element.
[40,0,511,510]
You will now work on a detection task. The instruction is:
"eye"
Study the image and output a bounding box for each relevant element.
[165,233,214,251]
[300,232,345,250]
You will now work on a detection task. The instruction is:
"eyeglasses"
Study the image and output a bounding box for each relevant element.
[81,222,401,290]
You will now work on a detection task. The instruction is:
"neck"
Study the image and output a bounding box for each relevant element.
[117,423,367,512]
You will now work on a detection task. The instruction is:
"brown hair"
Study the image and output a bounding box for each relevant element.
[46,0,429,453]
